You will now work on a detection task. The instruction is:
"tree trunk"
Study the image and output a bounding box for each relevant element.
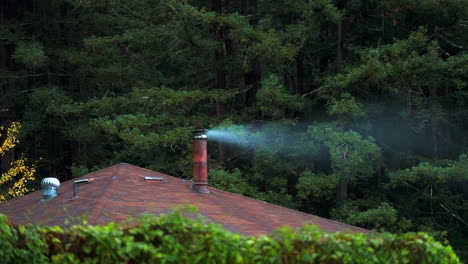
[319,23,329,73]
[336,178,348,203]
[240,0,247,14]
[336,0,348,73]
[246,60,261,107]
[294,48,304,94]
[430,86,438,158]
[335,0,349,201]
[0,0,14,174]
[245,0,261,107]
[63,139,73,180]
[212,0,228,162]
[376,166,385,190]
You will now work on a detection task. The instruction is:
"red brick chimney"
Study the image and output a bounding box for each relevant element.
[193,129,209,193]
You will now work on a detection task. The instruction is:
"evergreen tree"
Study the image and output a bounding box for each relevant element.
[1,0,467,257]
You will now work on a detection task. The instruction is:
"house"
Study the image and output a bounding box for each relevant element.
[0,130,369,236]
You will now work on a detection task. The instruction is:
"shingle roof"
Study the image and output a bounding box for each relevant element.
[0,163,369,236]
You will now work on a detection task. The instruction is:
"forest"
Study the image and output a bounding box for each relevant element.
[0,0,467,258]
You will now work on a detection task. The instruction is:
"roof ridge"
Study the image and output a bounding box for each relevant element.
[72,163,124,181]
[87,165,129,223]
[113,163,183,181]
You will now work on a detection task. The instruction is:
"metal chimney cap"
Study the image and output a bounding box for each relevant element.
[193,129,208,139]
[41,177,60,190]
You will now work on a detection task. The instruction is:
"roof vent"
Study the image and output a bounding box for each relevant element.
[71,178,94,200]
[41,177,60,201]
[144,176,163,181]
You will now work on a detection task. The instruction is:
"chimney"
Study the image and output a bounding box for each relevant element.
[193,129,209,193]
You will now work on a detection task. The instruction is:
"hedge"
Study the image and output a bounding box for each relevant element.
[0,207,461,264]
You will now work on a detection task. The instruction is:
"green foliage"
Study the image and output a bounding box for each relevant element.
[332,201,413,233]
[30,86,75,115]
[257,75,303,118]
[346,203,397,229]
[12,42,47,67]
[308,125,381,182]
[0,215,48,263]
[385,155,468,246]
[296,170,338,200]
[2,0,467,259]
[209,168,257,196]
[0,210,462,264]
[326,93,365,121]
[387,154,468,188]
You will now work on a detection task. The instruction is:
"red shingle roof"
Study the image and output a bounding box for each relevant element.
[0,163,369,236]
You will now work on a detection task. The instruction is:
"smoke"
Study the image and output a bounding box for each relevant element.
[207,128,249,146]
[206,114,466,164]
[207,122,316,155]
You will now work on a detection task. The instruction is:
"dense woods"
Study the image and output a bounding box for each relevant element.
[0,0,467,258]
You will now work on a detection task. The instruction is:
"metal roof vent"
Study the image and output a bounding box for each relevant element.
[41,177,60,201]
[71,178,95,200]
[144,176,163,181]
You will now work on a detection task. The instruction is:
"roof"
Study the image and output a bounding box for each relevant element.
[0,163,369,236]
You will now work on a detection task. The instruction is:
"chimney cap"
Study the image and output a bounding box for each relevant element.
[193,129,208,139]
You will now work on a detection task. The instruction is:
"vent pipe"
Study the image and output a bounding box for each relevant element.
[71,178,95,200]
[193,129,209,193]
[41,177,60,201]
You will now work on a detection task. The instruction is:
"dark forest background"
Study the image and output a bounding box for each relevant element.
[1,0,467,257]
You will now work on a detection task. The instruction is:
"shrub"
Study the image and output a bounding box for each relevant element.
[0,207,461,264]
